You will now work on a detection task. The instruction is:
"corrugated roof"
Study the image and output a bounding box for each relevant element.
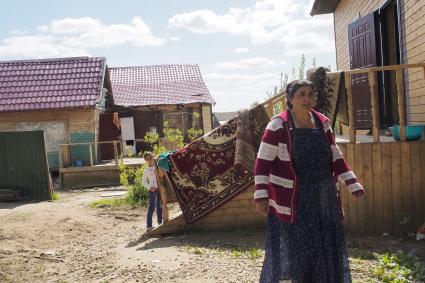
[109,64,214,107]
[0,56,106,112]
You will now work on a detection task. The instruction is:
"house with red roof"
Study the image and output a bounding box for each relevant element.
[0,56,112,168]
[103,64,215,155]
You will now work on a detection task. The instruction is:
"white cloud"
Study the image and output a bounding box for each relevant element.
[205,72,280,111]
[0,17,166,59]
[276,16,334,55]
[234,47,250,53]
[10,30,27,35]
[168,0,334,54]
[0,36,90,59]
[168,0,298,45]
[47,17,103,34]
[52,17,165,48]
[217,57,279,69]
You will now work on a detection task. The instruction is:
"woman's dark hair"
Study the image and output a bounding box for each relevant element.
[285,79,315,109]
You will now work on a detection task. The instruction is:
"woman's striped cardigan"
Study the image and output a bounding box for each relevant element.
[254,109,364,223]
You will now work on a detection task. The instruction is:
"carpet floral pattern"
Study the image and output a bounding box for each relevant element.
[168,106,269,223]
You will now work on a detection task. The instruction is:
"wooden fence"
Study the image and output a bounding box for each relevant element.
[344,62,425,142]
[339,141,425,235]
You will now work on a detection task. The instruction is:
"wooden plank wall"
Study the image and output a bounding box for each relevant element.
[0,108,97,140]
[338,141,425,235]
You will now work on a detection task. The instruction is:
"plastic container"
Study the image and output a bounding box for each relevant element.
[75,160,83,167]
[389,125,424,141]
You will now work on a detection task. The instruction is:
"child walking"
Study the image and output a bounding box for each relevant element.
[142,152,163,230]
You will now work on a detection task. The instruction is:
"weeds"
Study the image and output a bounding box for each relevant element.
[248,248,262,259]
[370,251,425,282]
[51,191,59,201]
[118,162,148,207]
[89,198,128,209]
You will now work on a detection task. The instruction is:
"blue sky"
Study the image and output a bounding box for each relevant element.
[0,0,336,112]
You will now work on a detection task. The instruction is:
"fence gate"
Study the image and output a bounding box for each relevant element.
[0,131,51,200]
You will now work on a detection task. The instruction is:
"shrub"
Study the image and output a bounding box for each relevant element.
[118,161,149,207]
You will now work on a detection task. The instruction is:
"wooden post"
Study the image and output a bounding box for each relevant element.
[345,73,356,143]
[63,145,70,168]
[89,143,93,167]
[113,141,118,166]
[120,141,124,162]
[155,162,169,223]
[58,145,64,168]
[369,71,380,142]
[395,69,406,142]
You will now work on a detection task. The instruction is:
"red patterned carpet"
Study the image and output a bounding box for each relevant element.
[167,106,269,223]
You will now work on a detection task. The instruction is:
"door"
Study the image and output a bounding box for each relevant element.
[98,113,121,160]
[348,12,379,129]
[120,117,136,156]
[379,0,401,127]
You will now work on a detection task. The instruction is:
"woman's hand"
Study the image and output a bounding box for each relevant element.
[255,199,269,216]
[149,187,158,192]
[353,190,364,198]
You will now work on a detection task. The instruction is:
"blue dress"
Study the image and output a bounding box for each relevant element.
[259,121,352,283]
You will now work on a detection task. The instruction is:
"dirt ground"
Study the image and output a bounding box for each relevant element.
[0,188,424,283]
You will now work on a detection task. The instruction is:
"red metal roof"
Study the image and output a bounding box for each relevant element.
[0,56,106,112]
[109,64,214,107]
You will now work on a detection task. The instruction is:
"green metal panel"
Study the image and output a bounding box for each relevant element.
[0,134,9,188]
[0,131,51,200]
[70,132,95,166]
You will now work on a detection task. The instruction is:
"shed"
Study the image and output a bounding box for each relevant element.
[0,56,113,168]
[104,64,215,156]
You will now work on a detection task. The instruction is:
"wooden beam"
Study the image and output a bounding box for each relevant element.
[395,70,406,142]
[345,62,425,75]
[63,145,70,168]
[113,141,118,166]
[89,144,93,167]
[155,164,169,223]
[344,73,356,143]
[58,145,64,168]
[369,71,380,142]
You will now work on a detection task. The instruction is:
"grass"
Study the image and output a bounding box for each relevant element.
[230,248,262,259]
[51,191,59,201]
[88,198,130,209]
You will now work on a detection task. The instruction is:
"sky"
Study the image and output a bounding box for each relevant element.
[0,0,336,112]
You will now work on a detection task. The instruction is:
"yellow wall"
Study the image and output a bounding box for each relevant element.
[0,108,97,141]
[334,0,425,124]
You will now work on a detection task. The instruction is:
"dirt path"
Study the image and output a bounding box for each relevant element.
[1,189,424,283]
[0,189,264,283]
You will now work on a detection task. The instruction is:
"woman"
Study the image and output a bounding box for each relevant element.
[254,80,364,283]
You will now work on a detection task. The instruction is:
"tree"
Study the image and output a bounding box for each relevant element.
[266,53,307,99]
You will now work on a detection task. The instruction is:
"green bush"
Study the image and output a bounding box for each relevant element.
[118,161,149,207]
[127,182,148,206]
[117,112,203,207]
